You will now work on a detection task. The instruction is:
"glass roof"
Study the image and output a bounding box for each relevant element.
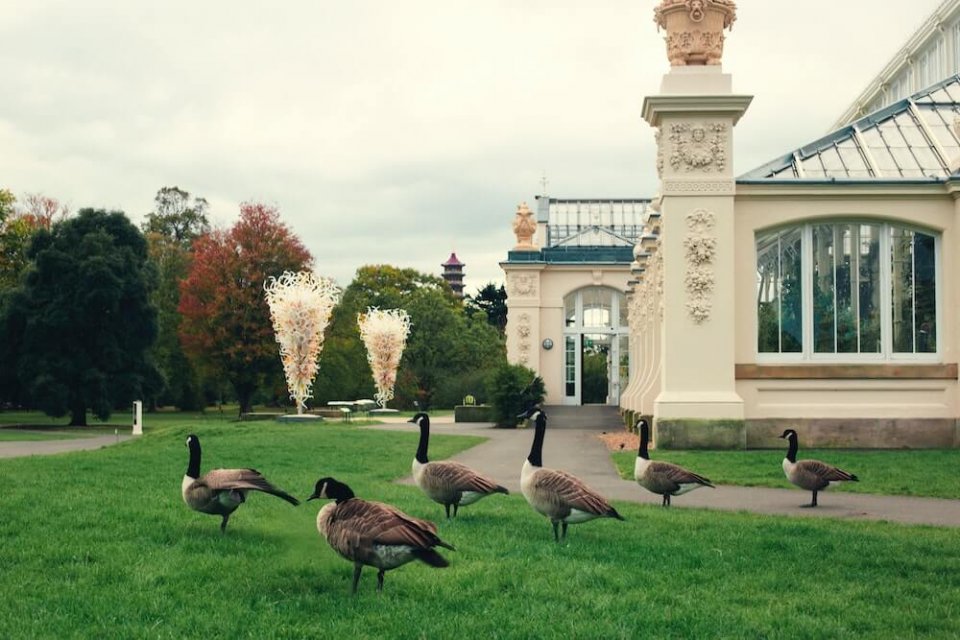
[740,75,960,182]
[540,198,650,248]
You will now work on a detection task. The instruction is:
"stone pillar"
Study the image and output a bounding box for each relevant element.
[133,400,143,435]
[642,0,752,444]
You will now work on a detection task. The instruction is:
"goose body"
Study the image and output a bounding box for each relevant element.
[408,412,509,518]
[634,419,713,506]
[518,408,624,541]
[780,429,859,507]
[308,477,455,593]
[181,434,299,532]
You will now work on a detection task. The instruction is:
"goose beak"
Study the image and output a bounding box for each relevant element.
[307,493,319,501]
[407,417,416,424]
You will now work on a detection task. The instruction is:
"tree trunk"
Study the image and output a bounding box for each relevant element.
[69,405,87,427]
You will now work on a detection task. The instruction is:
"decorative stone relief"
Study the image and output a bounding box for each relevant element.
[654,129,664,179]
[662,180,735,195]
[654,0,737,66]
[516,313,532,365]
[683,209,716,323]
[512,202,538,250]
[668,122,727,173]
[507,272,538,298]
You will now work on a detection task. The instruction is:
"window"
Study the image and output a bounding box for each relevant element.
[757,221,938,360]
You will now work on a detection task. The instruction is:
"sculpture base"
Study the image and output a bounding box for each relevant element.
[369,408,399,415]
[276,414,324,423]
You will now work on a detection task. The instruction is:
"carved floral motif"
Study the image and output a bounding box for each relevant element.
[654,0,737,66]
[683,209,716,323]
[668,122,727,173]
[507,272,538,298]
[516,313,532,365]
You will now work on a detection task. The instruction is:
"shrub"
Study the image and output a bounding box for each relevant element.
[485,363,545,427]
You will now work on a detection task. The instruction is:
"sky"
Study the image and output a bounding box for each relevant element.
[0,0,947,294]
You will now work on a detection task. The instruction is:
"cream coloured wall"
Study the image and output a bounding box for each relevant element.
[732,183,959,419]
[504,263,631,404]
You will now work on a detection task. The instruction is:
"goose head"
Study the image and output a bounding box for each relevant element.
[636,419,651,458]
[517,406,546,427]
[184,434,202,479]
[308,477,356,504]
[407,412,430,428]
[780,429,798,441]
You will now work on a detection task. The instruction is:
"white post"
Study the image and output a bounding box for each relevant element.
[133,400,143,435]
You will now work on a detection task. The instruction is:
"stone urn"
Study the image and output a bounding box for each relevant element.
[654,0,737,66]
[512,202,538,250]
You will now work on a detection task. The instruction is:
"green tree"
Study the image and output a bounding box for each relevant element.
[314,265,506,410]
[178,202,312,415]
[466,282,507,334]
[486,363,545,427]
[141,187,209,410]
[0,209,161,425]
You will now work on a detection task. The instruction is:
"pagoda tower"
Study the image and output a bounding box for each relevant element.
[441,252,465,298]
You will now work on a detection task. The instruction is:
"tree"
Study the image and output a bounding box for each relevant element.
[0,192,68,292]
[314,265,506,410]
[0,209,161,425]
[142,186,210,244]
[178,202,312,415]
[466,282,507,334]
[141,187,209,411]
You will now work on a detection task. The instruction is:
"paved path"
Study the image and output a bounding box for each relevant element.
[0,433,133,459]
[368,416,960,528]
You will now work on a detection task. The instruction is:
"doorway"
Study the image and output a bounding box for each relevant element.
[562,287,629,406]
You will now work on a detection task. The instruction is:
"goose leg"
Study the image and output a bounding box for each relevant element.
[661,494,668,507]
[801,491,818,508]
[351,562,363,594]
[444,503,451,519]
[376,570,385,593]
[666,494,672,507]
[551,521,560,542]
[561,522,568,540]
[220,514,230,533]
[453,503,459,518]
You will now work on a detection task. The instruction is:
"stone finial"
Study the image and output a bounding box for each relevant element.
[654,0,737,66]
[512,202,538,251]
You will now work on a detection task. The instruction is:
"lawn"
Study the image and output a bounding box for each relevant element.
[1,421,958,638]
[611,448,960,499]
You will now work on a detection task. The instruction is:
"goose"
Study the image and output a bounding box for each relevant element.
[634,418,714,506]
[518,407,624,542]
[307,476,455,594]
[181,433,299,532]
[408,412,509,518]
[780,429,859,507]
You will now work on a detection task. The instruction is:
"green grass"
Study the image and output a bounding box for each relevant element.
[1,421,959,638]
[612,448,960,499]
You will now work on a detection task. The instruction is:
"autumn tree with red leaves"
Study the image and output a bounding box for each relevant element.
[178,202,313,415]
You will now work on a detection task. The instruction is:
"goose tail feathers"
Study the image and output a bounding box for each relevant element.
[411,548,450,568]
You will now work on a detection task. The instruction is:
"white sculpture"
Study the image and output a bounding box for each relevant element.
[358,308,412,409]
[264,271,341,414]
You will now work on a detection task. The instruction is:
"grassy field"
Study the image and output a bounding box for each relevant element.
[1,420,959,638]
[611,448,960,499]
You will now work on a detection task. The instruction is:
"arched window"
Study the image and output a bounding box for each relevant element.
[757,221,939,360]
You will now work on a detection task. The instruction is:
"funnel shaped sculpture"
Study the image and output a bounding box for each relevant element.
[264,271,341,414]
[358,308,411,409]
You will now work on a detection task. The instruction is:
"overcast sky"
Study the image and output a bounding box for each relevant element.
[0,0,946,294]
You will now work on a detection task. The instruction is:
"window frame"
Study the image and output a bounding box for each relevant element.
[756,219,941,364]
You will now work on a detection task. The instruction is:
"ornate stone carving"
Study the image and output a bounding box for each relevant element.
[655,129,664,179]
[507,272,538,298]
[683,209,716,323]
[667,122,727,173]
[662,180,735,195]
[516,313,532,365]
[654,0,737,66]
[512,202,538,250]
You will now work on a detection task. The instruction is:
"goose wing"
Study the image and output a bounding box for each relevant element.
[647,461,714,489]
[534,468,617,517]
[796,459,858,482]
[426,461,506,494]
[201,469,300,505]
[331,499,454,551]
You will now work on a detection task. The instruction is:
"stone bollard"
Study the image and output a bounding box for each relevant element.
[133,400,143,435]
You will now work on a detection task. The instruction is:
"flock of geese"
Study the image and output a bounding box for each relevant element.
[181,408,859,593]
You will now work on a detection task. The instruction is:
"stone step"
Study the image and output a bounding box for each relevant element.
[541,405,625,431]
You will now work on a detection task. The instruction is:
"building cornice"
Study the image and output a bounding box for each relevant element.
[734,180,950,200]
[642,94,754,128]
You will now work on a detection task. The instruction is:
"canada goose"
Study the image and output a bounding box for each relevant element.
[780,429,859,507]
[634,418,714,506]
[518,407,624,542]
[408,412,509,518]
[181,434,299,532]
[307,477,455,594]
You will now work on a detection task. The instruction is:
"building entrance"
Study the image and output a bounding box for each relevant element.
[562,287,629,406]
